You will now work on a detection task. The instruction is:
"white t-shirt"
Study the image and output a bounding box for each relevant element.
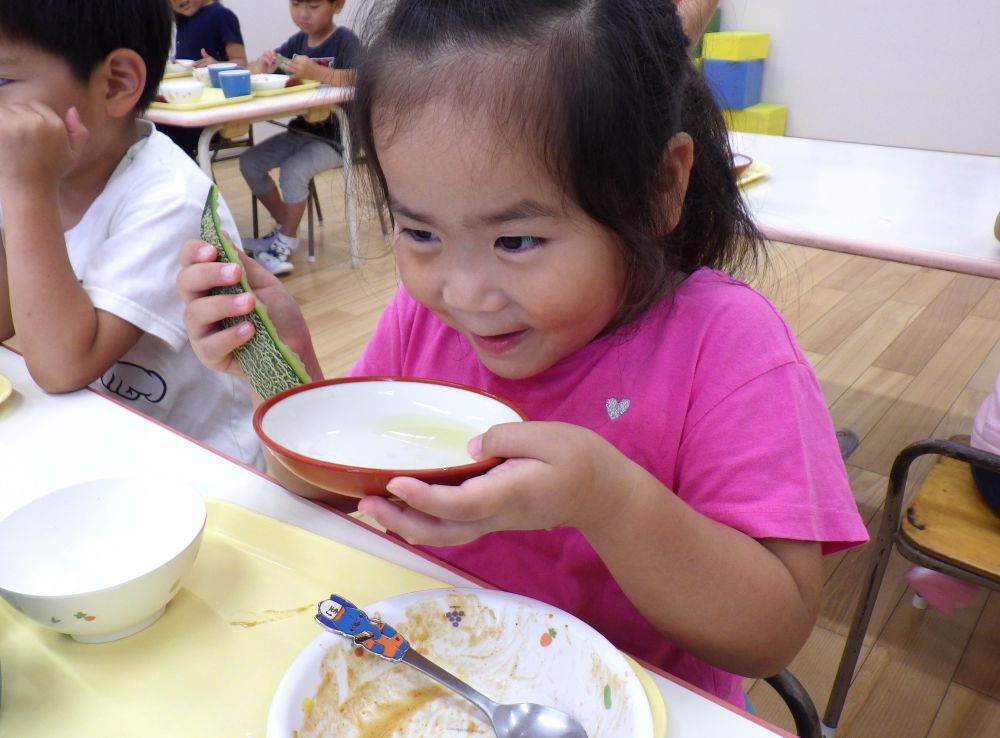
[59,120,263,469]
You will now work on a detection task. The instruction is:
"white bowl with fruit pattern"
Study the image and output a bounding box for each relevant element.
[0,476,205,642]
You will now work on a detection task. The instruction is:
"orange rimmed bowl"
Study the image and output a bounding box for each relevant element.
[253,377,528,498]
[732,153,754,177]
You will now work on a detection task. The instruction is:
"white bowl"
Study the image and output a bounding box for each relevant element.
[253,377,527,498]
[165,58,195,74]
[192,66,212,85]
[251,73,290,92]
[0,476,206,642]
[159,79,205,104]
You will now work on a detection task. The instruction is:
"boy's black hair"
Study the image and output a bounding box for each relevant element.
[353,0,765,327]
[0,0,172,111]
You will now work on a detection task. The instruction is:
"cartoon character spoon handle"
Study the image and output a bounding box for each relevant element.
[314,595,588,738]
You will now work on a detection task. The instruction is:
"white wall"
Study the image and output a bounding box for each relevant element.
[719,0,999,156]
[223,1,297,61]
[229,1,999,156]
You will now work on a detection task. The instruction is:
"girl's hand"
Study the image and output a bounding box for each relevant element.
[0,104,88,196]
[175,239,320,380]
[357,421,632,546]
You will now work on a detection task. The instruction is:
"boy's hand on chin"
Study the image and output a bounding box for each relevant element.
[0,103,88,194]
[357,421,629,546]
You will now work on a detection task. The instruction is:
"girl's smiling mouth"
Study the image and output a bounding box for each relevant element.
[470,329,529,355]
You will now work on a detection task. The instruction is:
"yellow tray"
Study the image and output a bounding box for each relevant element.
[0,373,11,405]
[162,70,193,80]
[0,500,667,737]
[737,161,772,188]
[150,87,254,111]
[253,79,321,97]
[0,499,444,737]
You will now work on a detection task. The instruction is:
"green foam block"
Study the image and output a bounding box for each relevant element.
[200,185,311,398]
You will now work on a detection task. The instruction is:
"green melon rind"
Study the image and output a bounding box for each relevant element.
[200,185,311,398]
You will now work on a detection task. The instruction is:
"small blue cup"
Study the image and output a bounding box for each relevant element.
[219,69,252,99]
[207,62,239,88]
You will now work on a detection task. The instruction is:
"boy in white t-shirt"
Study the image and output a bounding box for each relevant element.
[0,0,263,470]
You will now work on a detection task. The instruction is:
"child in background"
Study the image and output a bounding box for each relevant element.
[972,377,1000,517]
[175,0,867,706]
[240,0,361,275]
[162,0,249,159]
[172,0,248,68]
[0,0,263,471]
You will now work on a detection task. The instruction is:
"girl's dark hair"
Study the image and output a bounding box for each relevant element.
[354,0,765,326]
[0,0,172,111]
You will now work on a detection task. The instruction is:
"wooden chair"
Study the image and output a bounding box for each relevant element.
[821,438,1000,737]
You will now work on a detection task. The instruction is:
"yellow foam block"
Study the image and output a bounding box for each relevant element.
[724,103,787,135]
[703,32,769,61]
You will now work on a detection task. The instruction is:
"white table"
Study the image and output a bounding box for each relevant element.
[0,345,791,738]
[731,132,1000,277]
[144,85,361,268]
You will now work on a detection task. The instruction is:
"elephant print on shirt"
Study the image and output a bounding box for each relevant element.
[101,361,167,403]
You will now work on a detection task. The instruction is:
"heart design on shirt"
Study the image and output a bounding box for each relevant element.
[605,398,630,420]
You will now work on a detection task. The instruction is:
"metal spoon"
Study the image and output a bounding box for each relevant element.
[315,595,589,738]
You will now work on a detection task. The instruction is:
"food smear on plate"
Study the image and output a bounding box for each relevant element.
[296,591,634,737]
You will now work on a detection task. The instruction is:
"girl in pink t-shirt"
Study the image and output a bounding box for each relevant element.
[176,0,867,707]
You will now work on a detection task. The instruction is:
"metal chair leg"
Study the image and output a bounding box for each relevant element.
[310,179,323,223]
[766,670,821,738]
[821,442,916,735]
[307,189,315,263]
[251,196,259,239]
[377,202,391,240]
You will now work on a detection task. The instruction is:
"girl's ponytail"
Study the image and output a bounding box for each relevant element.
[670,68,764,281]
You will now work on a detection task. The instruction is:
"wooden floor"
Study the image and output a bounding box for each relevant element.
[213,158,1000,738]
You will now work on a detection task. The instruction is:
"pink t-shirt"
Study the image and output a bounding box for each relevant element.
[351,268,867,706]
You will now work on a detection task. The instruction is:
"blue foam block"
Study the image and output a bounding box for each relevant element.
[702,58,763,110]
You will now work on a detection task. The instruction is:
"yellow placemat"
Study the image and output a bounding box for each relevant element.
[0,499,445,738]
[150,87,254,111]
[253,79,321,97]
[162,70,193,80]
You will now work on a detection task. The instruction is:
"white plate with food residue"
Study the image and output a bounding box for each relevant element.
[266,587,657,738]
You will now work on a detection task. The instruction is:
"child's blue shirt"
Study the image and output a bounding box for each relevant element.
[175,3,244,62]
